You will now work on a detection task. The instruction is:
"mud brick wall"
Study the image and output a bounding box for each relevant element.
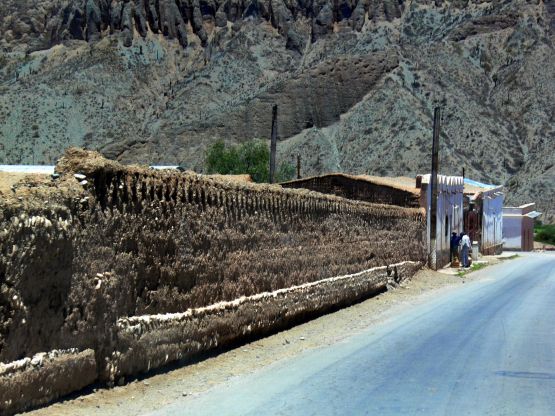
[282,174,421,208]
[0,349,96,415]
[111,261,422,379]
[0,149,426,413]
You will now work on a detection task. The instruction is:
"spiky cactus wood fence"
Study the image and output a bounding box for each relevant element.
[0,148,426,414]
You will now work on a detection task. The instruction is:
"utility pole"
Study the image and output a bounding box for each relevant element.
[429,107,441,270]
[269,104,278,184]
[462,166,466,235]
[296,154,301,179]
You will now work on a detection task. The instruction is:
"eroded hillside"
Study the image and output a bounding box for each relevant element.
[0,0,553,220]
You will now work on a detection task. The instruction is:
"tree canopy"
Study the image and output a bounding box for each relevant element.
[205,139,295,183]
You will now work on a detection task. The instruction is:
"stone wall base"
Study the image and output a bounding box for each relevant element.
[0,349,97,415]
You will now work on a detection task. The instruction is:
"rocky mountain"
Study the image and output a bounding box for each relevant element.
[0,0,553,221]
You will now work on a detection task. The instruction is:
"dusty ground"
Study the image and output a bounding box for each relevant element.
[534,241,555,250]
[24,259,519,416]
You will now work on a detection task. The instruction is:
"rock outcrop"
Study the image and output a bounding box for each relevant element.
[3,0,515,52]
[218,52,400,140]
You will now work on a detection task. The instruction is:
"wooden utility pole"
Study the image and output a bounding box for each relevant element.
[429,107,441,270]
[296,154,301,179]
[269,104,278,183]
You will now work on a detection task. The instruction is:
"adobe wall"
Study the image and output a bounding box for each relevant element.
[0,349,96,415]
[281,175,421,208]
[0,149,426,414]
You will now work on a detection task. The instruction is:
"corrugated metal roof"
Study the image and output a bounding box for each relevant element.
[0,165,55,174]
[525,211,542,219]
[463,178,498,188]
[463,178,503,196]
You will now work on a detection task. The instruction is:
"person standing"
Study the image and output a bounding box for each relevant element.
[459,232,471,268]
[450,232,460,265]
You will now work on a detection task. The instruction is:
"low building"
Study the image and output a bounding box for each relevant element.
[503,203,542,251]
[463,179,504,255]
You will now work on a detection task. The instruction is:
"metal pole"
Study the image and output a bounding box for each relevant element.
[429,107,441,270]
[270,104,278,184]
[296,154,301,179]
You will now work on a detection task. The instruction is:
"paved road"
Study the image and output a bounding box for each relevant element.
[148,253,555,416]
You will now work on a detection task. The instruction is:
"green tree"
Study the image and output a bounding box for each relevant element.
[276,161,296,182]
[534,223,555,245]
[205,139,295,183]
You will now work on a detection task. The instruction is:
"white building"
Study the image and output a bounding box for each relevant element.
[503,203,541,251]
[419,174,464,269]
[463,179,504,255]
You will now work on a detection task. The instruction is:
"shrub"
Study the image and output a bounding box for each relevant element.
[205,139,294,183]
[534,224,555,246]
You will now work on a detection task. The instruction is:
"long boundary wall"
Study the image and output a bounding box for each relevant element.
[0,149,426,414]
[112,261,421,378]
[281,174,421,208]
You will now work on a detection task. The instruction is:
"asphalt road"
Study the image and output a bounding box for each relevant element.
[148,253,555,416]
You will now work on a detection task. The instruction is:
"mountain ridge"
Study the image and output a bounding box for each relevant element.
[0,0,553,221]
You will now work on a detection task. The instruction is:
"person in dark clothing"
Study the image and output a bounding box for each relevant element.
[450,232,460,264]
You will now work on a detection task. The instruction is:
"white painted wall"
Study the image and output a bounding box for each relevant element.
[422,174,464,268]
[503,204,538,251]
[503,214,522,249]
[481,190,504,253]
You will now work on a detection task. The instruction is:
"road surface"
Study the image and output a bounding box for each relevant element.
[147,253,555,416]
